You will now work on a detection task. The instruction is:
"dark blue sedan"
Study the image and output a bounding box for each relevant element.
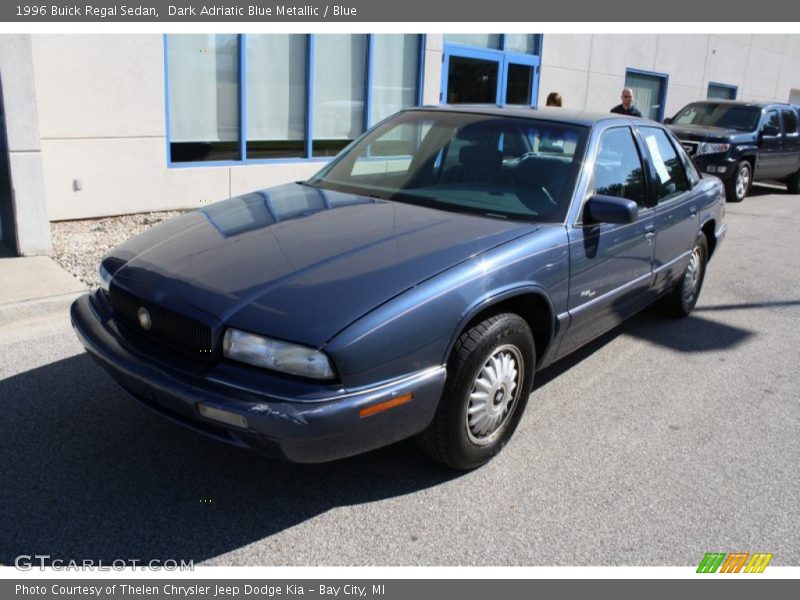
[71,107,726,469]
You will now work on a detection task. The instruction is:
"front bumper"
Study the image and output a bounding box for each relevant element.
[691,154,738,180]
[71,292,446,463]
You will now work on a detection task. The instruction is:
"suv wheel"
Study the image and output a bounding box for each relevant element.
[726,161,751,202]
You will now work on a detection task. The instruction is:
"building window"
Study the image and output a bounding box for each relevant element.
[246,35,307,159]
[707,82,737,101]
[624,69,668,121]
[167,35,240,162]
[165,34,422,165]
[312,34,367,157]
[441,34,541,107]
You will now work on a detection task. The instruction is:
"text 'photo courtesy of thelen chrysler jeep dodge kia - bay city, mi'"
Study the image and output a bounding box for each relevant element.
[71,107,726,470]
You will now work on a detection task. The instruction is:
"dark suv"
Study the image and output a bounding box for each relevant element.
[666,101,800,202]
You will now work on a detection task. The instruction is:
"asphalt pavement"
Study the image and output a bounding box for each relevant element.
[1,185,798,566]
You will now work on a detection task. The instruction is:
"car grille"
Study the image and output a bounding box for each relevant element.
[108,286,215,360]
[680,140,698,156]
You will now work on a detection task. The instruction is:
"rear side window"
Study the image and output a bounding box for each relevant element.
[764,110,780,133]
[782,110,799,135]
[593,127,647,207]
[640,127,690,203]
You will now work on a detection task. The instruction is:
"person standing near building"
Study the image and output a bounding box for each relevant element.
[610,88,642,117]
[546,92,562,107]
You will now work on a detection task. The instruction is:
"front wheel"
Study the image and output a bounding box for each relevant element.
[417,313,535,470]
[725,161,751,203]
[660,233,708,318]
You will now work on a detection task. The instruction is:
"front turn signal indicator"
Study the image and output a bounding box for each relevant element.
[359,393,414,419]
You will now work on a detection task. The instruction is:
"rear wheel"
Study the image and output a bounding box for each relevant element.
[725,161,751,202]
[660,233,708,318]
[417,313,535,470]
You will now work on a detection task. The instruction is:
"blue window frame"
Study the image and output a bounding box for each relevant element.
[707,82,738,101]
[441,35,541,107]
[164,34,425,167]
[624,68,669,122]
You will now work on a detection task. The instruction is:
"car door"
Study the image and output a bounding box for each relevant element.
[637,125,701,291]
[756,109,783,178]
[558,125,655,357]
[780,108,800,177]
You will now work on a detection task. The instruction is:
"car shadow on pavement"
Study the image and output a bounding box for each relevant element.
[534,309,754,390]
[0,353,459,565]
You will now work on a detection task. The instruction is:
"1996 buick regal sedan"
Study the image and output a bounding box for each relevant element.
[71,107,726,470]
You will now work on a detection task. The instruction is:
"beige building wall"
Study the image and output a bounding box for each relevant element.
[22,33,800,226]
[538,34,800,117]
[31,34,321,221]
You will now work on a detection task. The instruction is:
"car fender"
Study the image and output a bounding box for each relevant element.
[442,283,558,367]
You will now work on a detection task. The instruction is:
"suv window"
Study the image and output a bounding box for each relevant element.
[593,127,647,207]
[782,109,799,136]
[640,127,690,203]
[764,110,780,134]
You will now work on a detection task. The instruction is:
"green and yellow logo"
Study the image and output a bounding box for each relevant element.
[697,552,773,573]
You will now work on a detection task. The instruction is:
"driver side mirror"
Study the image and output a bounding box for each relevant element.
[584,195,639,225]
[663,117,673,125]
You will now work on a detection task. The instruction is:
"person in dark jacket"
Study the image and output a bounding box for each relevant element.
[610,88,642,117]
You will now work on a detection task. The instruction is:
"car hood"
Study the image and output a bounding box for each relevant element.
[667,123,755,143]
[106,183,535,347]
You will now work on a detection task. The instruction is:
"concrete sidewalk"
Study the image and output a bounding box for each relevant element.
[0,255,87,326]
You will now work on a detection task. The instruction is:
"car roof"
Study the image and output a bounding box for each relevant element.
[411,104,650,128]
[681,99,796,110]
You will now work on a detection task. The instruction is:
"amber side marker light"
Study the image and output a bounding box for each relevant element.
[359,393,414,418]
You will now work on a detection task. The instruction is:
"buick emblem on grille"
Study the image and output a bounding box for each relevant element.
[137,307,152,331]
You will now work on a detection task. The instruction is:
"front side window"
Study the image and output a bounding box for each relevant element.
[640,127,690,203]
[593,127,647,207]
[308,110,588,223]
[764,110,780,133]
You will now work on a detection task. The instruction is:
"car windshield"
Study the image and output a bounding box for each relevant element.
[672,103,761,132]
[305,110,589,223]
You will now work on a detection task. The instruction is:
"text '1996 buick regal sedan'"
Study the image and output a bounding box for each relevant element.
[71,107,726,470]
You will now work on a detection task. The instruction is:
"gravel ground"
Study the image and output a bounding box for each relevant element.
[50,211,186,289]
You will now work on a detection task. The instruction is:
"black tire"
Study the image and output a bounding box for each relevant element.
[660,233,708,318]
[725,161,751,203]
[787,169,800,195]
[417,313,535,470]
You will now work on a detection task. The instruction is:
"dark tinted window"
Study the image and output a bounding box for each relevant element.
[764,110,780,133]
[640,127,690,202]
[593,127,647,207]
[782,110,799,135]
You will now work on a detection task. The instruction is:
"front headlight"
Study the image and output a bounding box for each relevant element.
[223,328,335,380]
[98,263,113,293]
[696,142,730,156]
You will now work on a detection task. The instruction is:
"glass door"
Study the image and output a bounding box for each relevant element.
[441,39,540,107]
[442,49,502,104]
